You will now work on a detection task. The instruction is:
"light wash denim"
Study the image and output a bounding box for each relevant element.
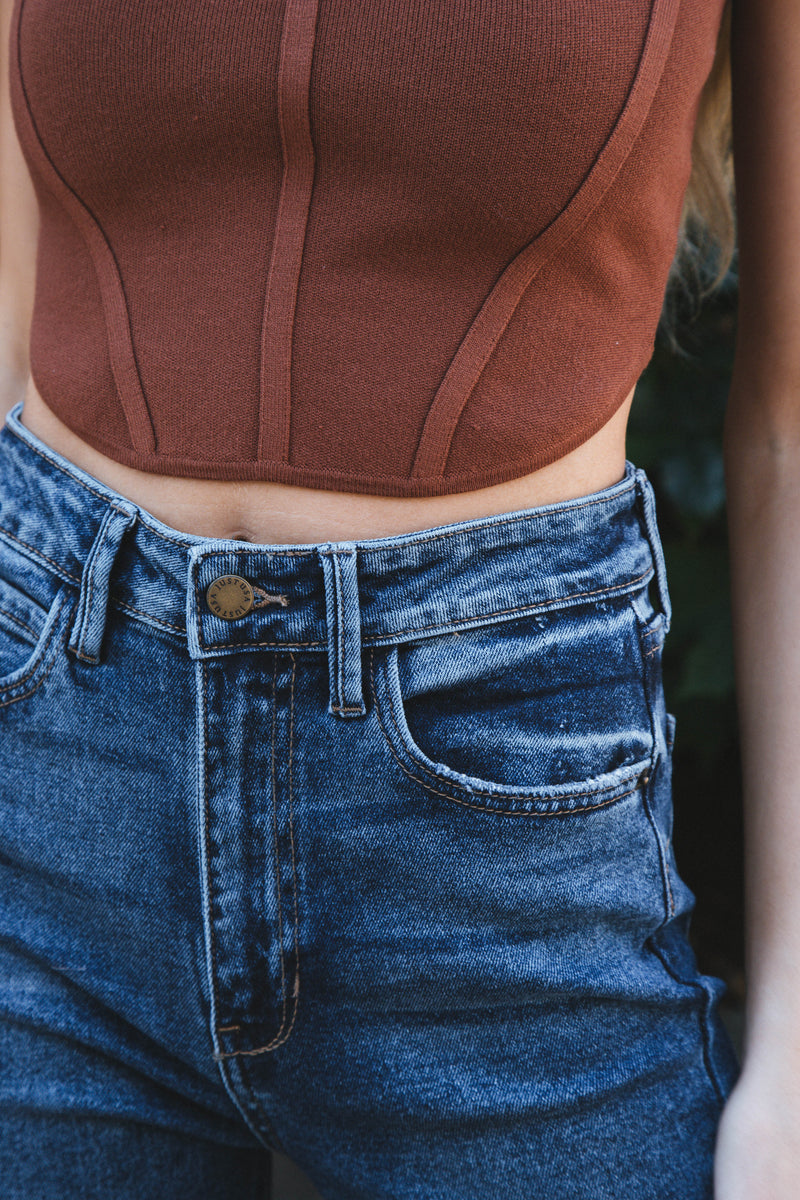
[0,400,740,1199]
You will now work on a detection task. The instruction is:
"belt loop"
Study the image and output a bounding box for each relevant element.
[68,501,138,664]
[634,466,672,634]
[318,542,366,719]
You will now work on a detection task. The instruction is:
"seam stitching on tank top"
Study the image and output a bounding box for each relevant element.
[7,416,643,492]
[257,0,321,463]
[411,0,679,479]
[13,0,157,454]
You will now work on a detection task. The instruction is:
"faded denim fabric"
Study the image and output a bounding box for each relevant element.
[0,401,740,1199]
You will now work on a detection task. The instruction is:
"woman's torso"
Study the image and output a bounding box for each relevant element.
[8,0,726,521]
[20,375,634,542]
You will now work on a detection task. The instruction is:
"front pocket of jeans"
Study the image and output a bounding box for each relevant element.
[0,578,73,707]
[370,599,655,816]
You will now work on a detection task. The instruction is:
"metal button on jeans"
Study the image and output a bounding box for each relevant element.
[206,574,254,620]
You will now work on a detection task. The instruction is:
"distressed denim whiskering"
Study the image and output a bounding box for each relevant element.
[0,401,740,1199]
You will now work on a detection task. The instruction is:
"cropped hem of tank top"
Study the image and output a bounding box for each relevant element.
[9,0,726,498]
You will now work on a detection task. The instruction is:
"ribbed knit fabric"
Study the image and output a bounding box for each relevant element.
[9,0,726,497]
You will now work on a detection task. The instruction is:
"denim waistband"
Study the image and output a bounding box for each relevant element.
[0,402,670,716]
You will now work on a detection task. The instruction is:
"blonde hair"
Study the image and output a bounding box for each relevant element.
[661,0,735,346]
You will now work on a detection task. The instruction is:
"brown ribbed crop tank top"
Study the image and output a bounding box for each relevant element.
[9,0,726,497]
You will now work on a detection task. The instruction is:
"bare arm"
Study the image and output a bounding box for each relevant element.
[0,0,39,420]
[716,0,800,1192]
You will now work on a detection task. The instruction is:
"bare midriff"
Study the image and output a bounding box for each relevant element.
[19,376,637,544]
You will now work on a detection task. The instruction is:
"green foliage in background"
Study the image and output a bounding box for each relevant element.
[629,272,743,997]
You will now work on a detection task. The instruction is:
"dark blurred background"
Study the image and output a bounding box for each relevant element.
[630,264,744,1048]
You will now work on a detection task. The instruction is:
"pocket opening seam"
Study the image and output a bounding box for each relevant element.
[0,600,41,642]
[369,645,652,816]
[0,587,74,706]
[0,525,80,588]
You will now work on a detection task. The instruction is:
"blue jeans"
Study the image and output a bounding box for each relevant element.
[0,401,740,1199]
